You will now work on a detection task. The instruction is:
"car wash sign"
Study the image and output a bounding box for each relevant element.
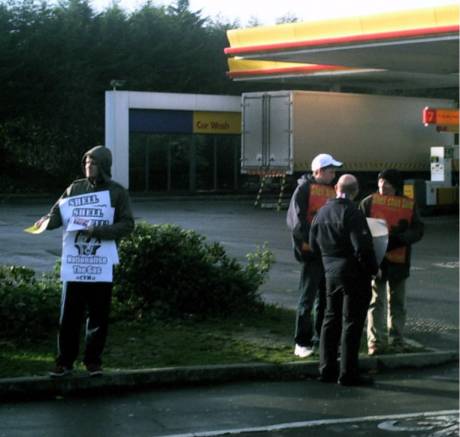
[59,191,119,282]
[129,109,241,135]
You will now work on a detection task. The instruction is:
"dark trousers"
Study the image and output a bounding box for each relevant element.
[56,281,112,368]
[295,257,326,348]
[319,276,371,380]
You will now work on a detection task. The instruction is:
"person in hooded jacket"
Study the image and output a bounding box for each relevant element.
[286,153,343,358]
[360,169,424,356]
[35,145,134,377]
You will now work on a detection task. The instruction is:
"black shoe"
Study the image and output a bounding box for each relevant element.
[338,374,374,386]
[85,363,103,377]
[317,374,338,383]
[49,364,73,378]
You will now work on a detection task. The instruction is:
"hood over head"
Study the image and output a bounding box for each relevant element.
[82,145,112,183]
[297,173,315,186]
[378,168,402,194]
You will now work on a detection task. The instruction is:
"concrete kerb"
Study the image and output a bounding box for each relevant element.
[0,349,457,401]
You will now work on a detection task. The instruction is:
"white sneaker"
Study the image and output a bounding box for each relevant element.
[294,344,314,358]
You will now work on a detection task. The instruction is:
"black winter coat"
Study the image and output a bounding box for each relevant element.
[286,174,333,262]
[309,197,379,281]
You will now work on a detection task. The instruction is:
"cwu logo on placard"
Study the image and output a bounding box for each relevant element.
[65,231,109,279]
[74,231,101,256]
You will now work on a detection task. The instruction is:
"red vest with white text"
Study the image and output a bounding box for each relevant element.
[307,184,336,224]
[370,194,414,264]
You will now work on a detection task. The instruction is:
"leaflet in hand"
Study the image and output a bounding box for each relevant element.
[24,217,50,234]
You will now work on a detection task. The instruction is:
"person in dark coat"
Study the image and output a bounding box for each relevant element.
[310,174,378,386]
[35,146,134,377]
[287,153,343,358]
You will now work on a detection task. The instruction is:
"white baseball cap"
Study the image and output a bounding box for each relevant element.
[311,153,343,171]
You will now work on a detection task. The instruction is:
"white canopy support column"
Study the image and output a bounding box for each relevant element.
[105,91,130,188]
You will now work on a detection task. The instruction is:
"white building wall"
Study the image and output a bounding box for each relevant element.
[105,91,241,188]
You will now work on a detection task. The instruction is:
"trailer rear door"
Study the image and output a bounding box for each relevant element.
[267,93,292,172]
[241,92,292,173]
[241,94,264,172]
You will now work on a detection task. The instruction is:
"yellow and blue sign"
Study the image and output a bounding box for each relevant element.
[193,111,241,134]
[130,109,241,135]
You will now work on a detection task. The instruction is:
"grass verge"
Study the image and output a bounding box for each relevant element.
[0,305,426,378]
[0,305,295,378]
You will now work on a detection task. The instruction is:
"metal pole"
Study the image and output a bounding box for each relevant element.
[213,137,218,191]
[144,140,149,192]
[189,137,196,192]
[234,137,239,190]
[167,142,172,192]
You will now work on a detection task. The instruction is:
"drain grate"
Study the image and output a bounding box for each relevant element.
[406,317,458,334]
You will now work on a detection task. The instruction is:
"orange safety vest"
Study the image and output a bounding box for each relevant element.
[370,194,414,264]
[307,184,336,224]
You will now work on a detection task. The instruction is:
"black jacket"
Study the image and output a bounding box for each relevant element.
[286,173,330,262]
[309,197,378,281]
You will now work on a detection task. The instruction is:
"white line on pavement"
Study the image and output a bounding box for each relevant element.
[157,410,459,437]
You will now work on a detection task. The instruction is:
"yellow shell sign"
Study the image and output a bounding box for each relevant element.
[193,111,241,134]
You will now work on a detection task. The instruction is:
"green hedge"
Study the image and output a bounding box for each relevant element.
[113,223,274,319]
[0,266,60,340]
[1,223,274,339]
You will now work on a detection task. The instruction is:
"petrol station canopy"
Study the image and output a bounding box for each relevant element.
[224,3,459,91]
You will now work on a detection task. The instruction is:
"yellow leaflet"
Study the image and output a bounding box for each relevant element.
[24,218,49,234]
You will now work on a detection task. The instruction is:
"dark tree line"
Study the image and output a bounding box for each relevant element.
[5,0,450,193]
[0,0,259,192]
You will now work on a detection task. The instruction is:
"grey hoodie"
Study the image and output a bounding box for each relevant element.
[82,145,112,182]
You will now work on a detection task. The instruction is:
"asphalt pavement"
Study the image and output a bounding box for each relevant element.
[0,196,458,402]
[0,363,458,437]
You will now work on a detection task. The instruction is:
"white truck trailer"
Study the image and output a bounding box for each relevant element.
[241,90,455,177]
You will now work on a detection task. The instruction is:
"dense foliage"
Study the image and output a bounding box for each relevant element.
[0,265,60,340]
[0,223,274,339]
[113,222,274,319]
[0,0,259,192]
[1,0,457,193]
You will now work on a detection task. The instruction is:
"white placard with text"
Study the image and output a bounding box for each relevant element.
[59,191,119,282]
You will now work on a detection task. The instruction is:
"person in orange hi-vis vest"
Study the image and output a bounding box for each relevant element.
[287,153,343,359]
[360,169,424,356]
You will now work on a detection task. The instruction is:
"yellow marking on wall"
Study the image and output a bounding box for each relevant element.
[193,112,241,135]
[403,184,415,199]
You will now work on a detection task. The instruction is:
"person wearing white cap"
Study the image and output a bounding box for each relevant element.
[287,153,343,358]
